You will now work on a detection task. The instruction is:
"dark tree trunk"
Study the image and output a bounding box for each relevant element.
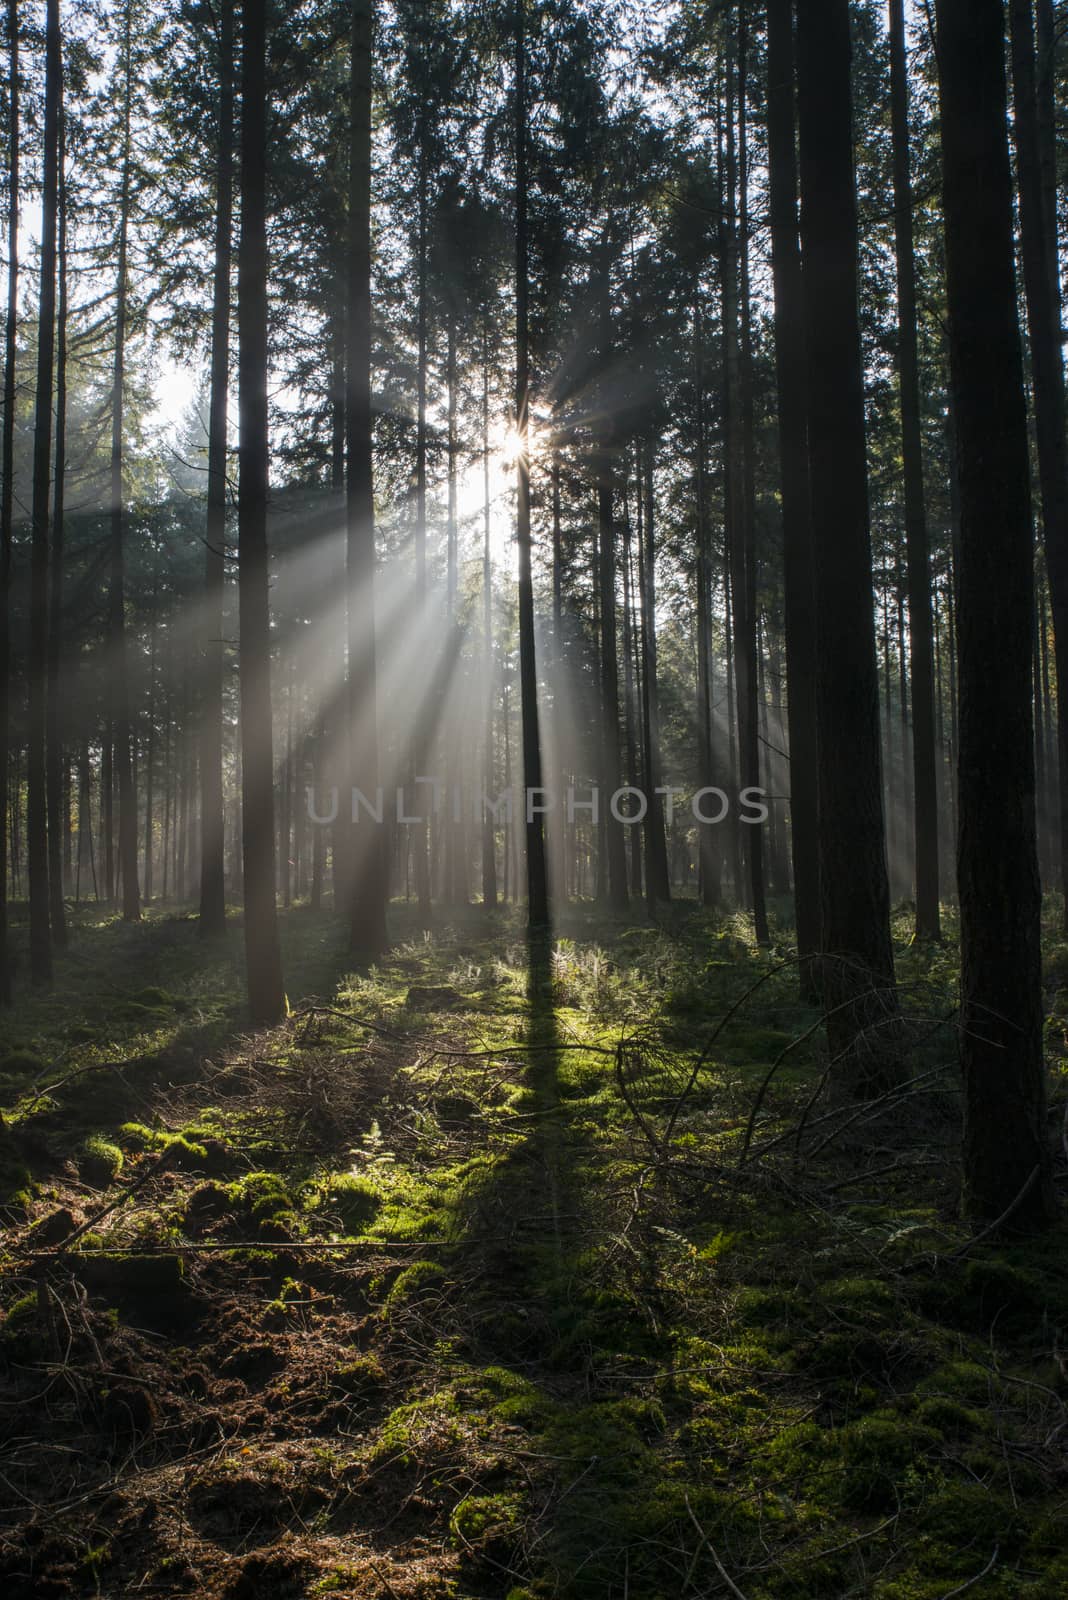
[638,441,671,908]
[109,0,140,922]
[515,0,548,929]
[596,247,628,914]
[1009,0,1068,933]
[237,0,284,1025]
[346,0,388,963]
[481,331,498,909]
[0,0,18,1001]
[28,0,61,985]
[694,302,720,908]
[412,160,431,925]
[937,0,1056,1226]
[735,11,768,943]
[766,0,818,991]
[796,0,896,1064]
[890,0,939,941]
[46,97,68,947]
[200,0,233,936]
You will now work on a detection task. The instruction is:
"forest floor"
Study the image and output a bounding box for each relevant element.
[1,900,1067,1599]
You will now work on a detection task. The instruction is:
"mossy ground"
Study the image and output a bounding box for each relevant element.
[0,899,1066,1598]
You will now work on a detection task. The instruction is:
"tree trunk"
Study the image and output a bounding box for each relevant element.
[638,441,671,908]
[1009,0,1068,933]
[109,0,140,922]
[237,0,284,1025]
[346,0,388,962]
[888,0,939,940]
[766,0,818,993]
[694,302,720,908]
[515,0,548,929]
[199,0,233,935]
[0,0,19,1001]
[936,0,1055,1226]
[796,0,896,1065]
[481,331,498,908]
[596,244,628,913]
[28,0,61,985]
[735,10,768,943]
[46,96,69,948]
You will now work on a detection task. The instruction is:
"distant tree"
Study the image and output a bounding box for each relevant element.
[888,0,939,942]
[28,0,63,985]
[237,0,285,1024]
[198,0,233,937]
[346,0,389,962]
[766,0,818,991]
[515,0,549,929]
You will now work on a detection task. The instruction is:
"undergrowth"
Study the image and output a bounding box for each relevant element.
[0,898,1065,1598]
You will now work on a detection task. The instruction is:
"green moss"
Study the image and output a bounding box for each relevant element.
[118,1121,167,1152]
[77,1134,124,1189]
[332,1354,386,1395]
[315,1172,381,1232]
[450,1491,522,1552]
[382,1260,447,1313]
[838,1414,940,1511]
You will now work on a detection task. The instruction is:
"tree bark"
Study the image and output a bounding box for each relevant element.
[28,0,61,985]
[735,9,768,943]
[109,0,140,922]
[638,441,670,908]
[237,0,284,1024]
[889,0,939,940]
[1009,0,1068,931]
[515,0,548,929]
[46,94,69,947]
[200,0,233,935]
[796,0,896,1065]
[0,0,19,1001]
[766,0,819,993]
[936,0,1055,1226]
[346,0,388,962]
[481,330,498,909]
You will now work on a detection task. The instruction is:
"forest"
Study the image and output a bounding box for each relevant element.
[1,0,1068,1595]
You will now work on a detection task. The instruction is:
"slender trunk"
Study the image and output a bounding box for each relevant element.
[766,0,818,988]
[936,0,1055,1226]
[515,0,548,928]
[694,303,720,907]
[596,242,628,913]
[412,159,431,924]
[110,0,140,921]
[481,331,498,908]
[639,441,670,907]
[797,0,896,1066]
[889,0,939,939]
[200,0,233,934]
[0,0,18,1000]
[28,0,61,984]
[736,12,768,943]
[46,97,68,947]
[1009,0,1068,934]
[144,594,156,902]
[346,0,388,961]
[237,0,284,1024]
